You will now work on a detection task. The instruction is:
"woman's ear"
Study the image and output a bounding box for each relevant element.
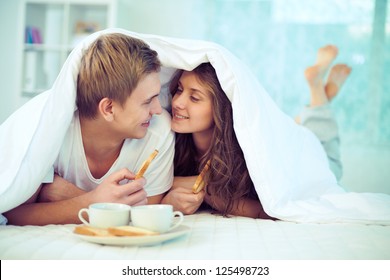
[98,98,114,122]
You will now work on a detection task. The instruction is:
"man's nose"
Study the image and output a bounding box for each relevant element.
[151,97,163,115]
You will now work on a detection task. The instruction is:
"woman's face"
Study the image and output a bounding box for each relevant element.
[171,71,214,135]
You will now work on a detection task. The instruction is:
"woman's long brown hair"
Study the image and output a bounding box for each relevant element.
[170,63,259,216]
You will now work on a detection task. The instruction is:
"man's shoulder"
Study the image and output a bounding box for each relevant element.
[148,109,172,136]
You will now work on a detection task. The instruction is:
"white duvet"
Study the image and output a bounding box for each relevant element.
[0,28,389,225]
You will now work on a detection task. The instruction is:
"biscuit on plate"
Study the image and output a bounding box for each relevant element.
[108,226,159,236]
[74,225,114,237]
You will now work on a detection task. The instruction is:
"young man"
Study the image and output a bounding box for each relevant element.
[4,33,174,225]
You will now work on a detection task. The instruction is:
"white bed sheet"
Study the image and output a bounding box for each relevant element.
[1,212,389,260]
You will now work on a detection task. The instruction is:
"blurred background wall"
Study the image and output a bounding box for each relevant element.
[1,0,389,193]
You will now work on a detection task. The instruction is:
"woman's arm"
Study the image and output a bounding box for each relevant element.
[204,193,273,219]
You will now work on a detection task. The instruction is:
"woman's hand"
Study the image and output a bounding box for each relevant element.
[162,176,204,215]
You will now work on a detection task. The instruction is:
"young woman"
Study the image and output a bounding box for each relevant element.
[161,45,352,219]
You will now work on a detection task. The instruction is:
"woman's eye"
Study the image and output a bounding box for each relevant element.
[190,96,200,102]
[175,87,183,94]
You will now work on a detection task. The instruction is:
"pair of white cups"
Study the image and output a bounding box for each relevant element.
[78,203,184,233]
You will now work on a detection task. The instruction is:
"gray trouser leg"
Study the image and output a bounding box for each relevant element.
[299,104,343,181]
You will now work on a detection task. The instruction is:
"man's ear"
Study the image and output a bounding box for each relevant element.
[98,98,114,122]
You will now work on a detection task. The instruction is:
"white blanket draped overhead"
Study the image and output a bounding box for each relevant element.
[1,28,389,224]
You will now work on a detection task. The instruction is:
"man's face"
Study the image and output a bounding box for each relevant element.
[112,72,162,139]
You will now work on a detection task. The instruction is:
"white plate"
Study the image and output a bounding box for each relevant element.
[73,225,190,246]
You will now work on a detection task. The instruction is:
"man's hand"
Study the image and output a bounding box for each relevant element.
[90,168,148,206]
[39,168,148,206]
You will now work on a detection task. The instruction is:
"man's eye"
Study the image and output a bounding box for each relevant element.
[144,97,155,104]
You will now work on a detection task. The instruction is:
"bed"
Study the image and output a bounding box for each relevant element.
[1,211,389,260]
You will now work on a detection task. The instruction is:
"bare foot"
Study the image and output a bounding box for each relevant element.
[316,45,338,72]
[303,65,328,106]
[304,65,324,87]
[296,45,341,124]
[305,45,339,85]
[325,64,352,101]
[304,45,339,107]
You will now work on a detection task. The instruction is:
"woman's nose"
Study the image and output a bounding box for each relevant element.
[172,94,186,109]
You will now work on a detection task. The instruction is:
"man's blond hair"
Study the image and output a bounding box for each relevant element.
[76,33,161,118]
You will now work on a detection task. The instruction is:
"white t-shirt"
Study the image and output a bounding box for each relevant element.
[52,109,174,196]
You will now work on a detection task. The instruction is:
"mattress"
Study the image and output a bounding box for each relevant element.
[1,211,389,260]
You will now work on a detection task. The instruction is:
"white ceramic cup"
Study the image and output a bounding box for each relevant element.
[130,204,184,233]
[78,203,131,228]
